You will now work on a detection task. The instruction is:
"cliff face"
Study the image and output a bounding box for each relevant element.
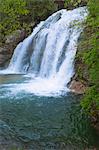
[54,0,65,10]
[75,28,98,130]
[69,0,99,130]
[69,27,90,94]
[0,30,27,69]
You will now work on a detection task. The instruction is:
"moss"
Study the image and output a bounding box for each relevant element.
[64,0,88,10]
[81,86,99,113]
[74,0,99,119]
[0,0,57,37]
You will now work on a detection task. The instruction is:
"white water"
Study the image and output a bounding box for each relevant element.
[0,7,88,96]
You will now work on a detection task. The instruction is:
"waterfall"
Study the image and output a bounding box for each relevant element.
[0,7,88,96]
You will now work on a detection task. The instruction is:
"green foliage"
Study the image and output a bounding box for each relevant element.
[0,0,57,37]
[81,86,99,113]
[82,0,99,85]
[0,0,29,35]
[25,0,57,21]
[78,0,99,115]
[64,0,87,9]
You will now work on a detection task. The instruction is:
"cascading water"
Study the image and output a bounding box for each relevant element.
[0,7,88,96]
[1,7,99,150]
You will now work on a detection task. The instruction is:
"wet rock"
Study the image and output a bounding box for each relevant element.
[0,47,11,68]
[0,44,16,68]
[69,80,87,94]
[0,29,27,68]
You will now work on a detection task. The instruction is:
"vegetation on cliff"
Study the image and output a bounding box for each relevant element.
[0,0,29,41]
[73,0,99,123]
[0,0,57,43]
[64,0,99,126]
[64,0,87,9]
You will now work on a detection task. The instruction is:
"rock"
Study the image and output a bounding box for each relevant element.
[0,22,37,68]
[5,29,26,44]
[0,55,10,68]
[54,0,64,10]
[69,80,87,94]
[0,29,27,68]
[0,46,12,54]
[29,22,36,29]
[0,47,11,67]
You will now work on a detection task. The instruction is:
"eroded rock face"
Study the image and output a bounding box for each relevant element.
[5,29,26,44]
[0,46,12,68]
[0,29,27,68]
[69,30,90,94]
[69,80,87,94]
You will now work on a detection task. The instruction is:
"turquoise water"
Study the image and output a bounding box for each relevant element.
[0,75,99,150]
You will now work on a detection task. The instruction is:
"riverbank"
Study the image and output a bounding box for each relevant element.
[68,0,99,131]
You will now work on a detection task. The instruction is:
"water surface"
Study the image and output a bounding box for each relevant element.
[0,75,99,150]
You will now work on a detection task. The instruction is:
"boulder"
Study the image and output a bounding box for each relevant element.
[69,80,87,94]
